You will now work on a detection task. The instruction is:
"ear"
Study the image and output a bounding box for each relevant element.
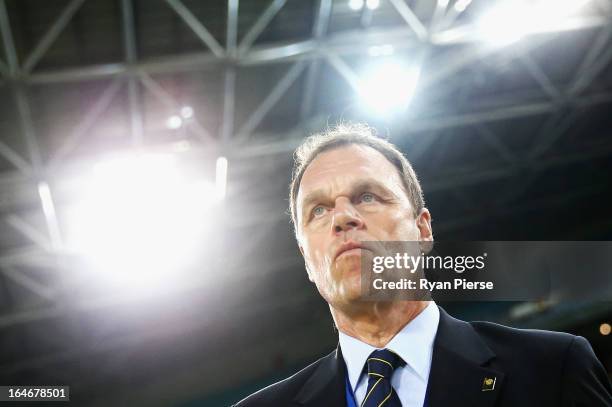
[416,208,433,241]
[299,245,316,283]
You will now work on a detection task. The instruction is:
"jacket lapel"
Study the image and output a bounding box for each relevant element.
[293,346,347,406]
[426,307,505,407]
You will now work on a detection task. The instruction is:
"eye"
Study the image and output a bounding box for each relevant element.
[360,193,376,203]
[312,206,326,217]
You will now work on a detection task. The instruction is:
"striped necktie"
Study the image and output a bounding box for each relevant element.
[361,348,403,407]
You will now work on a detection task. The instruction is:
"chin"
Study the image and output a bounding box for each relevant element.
[335,256,362,275]
[324,263,364,306]
[336,276,363,303]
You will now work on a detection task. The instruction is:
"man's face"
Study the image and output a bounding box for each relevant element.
[296,144,432,308]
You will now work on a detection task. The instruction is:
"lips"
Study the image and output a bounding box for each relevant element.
[335,241,363,260]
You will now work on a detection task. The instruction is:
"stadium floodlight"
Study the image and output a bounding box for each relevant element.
[477,0,592,47]
[454,0,471,12]
[166,115,183,130]
[366,0,380,10]
[358,61,420,116]
[180,106,194,119]
[66,152,217,290]
[348,0,364,11]
[477,2,523,46]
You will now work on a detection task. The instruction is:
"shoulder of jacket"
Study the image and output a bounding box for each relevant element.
[233,350,335,407]
[470,319,576,353]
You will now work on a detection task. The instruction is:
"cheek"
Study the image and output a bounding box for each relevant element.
[371,211,417,239]
[302,236,331,270]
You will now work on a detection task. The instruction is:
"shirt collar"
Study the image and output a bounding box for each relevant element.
[338,302,440,391]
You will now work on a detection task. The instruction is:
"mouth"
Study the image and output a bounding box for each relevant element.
[336,248,362,260]
[335,241,364,260]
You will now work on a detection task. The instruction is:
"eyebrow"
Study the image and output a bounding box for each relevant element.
[300,179,394,221]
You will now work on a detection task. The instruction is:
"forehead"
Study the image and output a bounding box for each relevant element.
[298,144,404,201]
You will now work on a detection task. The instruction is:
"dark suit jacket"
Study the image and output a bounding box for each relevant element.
[234,307,612,407]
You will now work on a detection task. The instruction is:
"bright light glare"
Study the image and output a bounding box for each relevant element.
[368,44,394,57]
[366,0,380,10]
[478,0,592,47]
[454,0,471,12]
[172,140,191,153]
[215,156,228,200]
[180,106,194,119]
[359,62,420,115]
[166,115,183,130]
[478,2,523,46]
[38,182,55,218]
[37,181,62,250]
[348,0,364,11]
[67,153,217,289]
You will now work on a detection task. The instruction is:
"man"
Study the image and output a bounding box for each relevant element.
[235,123,612,407]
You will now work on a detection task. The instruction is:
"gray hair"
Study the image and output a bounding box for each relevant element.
[289,123,425,237]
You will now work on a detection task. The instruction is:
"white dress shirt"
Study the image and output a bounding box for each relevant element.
[338,302,440,407]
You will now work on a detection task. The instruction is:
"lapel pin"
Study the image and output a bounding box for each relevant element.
[482,377,496,391]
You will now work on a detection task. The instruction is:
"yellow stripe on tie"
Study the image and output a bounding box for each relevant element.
[368,357,394,368]
[368,372,385,378]
[360,377,382,407]
[377,388,393,407]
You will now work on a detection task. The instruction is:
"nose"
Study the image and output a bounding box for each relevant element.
[332,197,364,234]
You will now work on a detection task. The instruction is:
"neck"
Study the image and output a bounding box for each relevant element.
[332,300,430,348]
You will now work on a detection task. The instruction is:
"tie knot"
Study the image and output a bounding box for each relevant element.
[366,349,404,379]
